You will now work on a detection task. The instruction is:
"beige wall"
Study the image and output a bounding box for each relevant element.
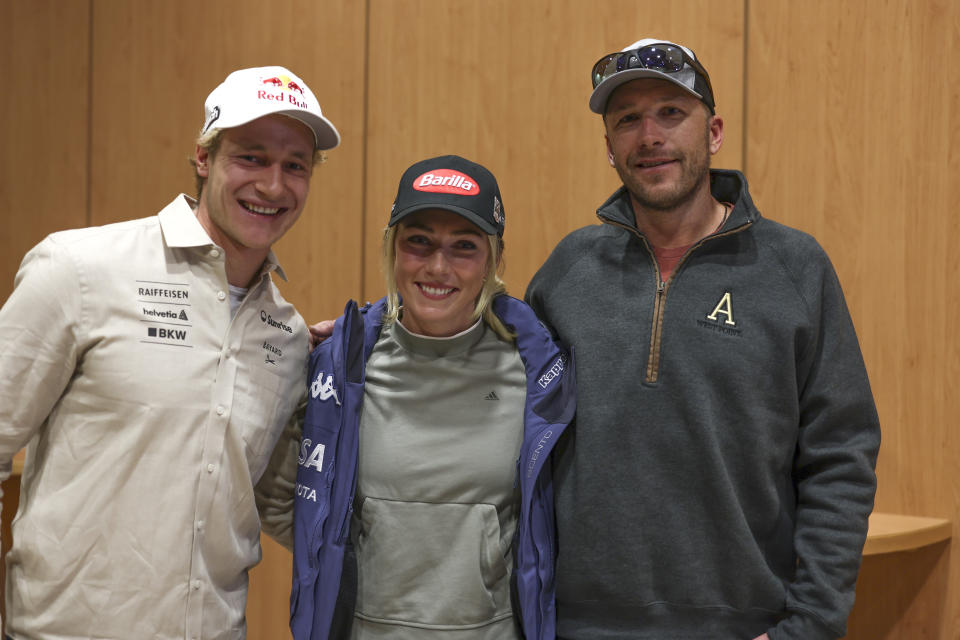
[2,1,958,638]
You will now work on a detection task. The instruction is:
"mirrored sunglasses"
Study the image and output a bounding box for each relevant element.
[591,43,714,109]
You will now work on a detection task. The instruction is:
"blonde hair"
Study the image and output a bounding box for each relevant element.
[187,125,327,198]
[381,223,514,342]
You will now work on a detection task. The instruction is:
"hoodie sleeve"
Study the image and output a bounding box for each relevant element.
[769,249,881,640]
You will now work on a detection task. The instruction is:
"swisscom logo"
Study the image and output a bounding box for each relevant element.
[413,170,479,196]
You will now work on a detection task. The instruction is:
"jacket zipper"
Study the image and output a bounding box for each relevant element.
[647,279,666,382]
[603,219,752,384]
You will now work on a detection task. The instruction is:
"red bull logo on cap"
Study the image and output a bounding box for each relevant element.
[257,74,308,109]
[414,169,479,196]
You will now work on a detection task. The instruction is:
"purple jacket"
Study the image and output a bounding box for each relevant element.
[290,295,575,640]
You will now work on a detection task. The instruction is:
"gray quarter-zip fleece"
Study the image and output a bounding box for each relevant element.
[525,169,880,640]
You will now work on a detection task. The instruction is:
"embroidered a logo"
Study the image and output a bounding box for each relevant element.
[697,291,743,337]
[484,391,500,401]
[706,292,736,326]
[311,371,341,405]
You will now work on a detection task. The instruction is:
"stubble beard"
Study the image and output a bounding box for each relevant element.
[616,128,712,213]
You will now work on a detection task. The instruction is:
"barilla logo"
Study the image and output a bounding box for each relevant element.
[414,170,479,196]
[257,74,308,109]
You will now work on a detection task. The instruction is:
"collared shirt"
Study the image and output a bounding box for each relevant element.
[0,195,308,640]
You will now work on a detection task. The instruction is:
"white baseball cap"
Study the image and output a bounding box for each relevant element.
[201,66,340,150]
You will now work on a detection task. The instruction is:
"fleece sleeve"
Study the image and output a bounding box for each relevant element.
[769,257,881,640]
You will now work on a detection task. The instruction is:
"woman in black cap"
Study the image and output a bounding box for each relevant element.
[288,155,576,640]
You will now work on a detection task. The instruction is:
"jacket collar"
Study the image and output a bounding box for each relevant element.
[595,169,760,235]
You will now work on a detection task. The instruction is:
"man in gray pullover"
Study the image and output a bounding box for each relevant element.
[525,38,881,640]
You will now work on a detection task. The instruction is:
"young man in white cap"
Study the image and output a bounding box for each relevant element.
[525,39,881,640]
[0,65,338,639]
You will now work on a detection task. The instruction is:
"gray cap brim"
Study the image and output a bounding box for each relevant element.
[589,68,705,114]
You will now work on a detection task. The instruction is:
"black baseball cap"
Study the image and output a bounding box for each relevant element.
[389,155,505,237]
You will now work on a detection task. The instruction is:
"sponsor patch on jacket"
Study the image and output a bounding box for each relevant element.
[537,356,565,389]
[260,309,293,334]
[299,438,324,473]
[311,370,341,405]
[137,279,193,348]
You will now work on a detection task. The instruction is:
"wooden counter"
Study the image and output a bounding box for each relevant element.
[5,455,953,556]
[862,512,952,556]
[11,450,24,476]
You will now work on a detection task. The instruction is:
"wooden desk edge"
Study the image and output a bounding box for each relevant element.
[3,461,955,557]
[863,512,953,556]
[10,450,25,477]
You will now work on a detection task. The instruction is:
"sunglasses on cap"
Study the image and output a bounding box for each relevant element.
[591,43,715,111]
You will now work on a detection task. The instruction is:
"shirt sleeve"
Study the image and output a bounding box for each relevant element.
[254,395,305,551]
[770,259,881,640]
[0,237,82,500]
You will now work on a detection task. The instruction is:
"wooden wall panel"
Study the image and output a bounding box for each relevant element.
[7,0,960,637]
[747,1,960,638]
[0,0,89,627]
[0,0,90,303]
[89,0,366,323]
[363,0,745,302]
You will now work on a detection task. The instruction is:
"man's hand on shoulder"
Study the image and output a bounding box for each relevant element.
[308,320,335,350]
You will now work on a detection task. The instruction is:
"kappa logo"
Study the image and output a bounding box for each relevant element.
[413,169,479,196]
[311,371,341,405]
[537,356,565,389]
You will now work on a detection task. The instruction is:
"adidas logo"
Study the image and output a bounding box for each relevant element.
[484,391,500,401]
